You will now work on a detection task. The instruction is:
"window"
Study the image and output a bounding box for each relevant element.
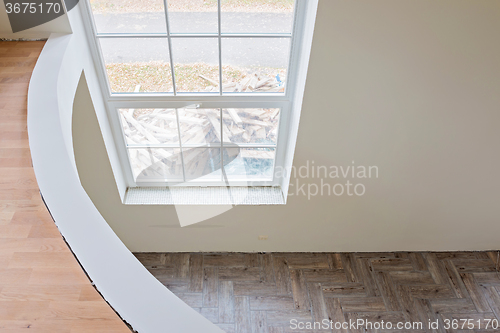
[85,0,314,188]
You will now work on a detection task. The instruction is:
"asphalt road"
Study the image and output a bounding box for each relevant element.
[95,12,292,68]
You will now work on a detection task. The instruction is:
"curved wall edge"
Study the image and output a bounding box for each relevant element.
[27,19,222,333]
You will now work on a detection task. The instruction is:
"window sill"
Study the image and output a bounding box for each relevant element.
[124,186,285,205]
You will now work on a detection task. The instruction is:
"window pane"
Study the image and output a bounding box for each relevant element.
[221,0,295,34]
[183,147,222,181]
[119,108,179,145]
[171,38,219,93]
[128,148,183,182]
[221,38,290,93]
[222,108,280,144]
[223,148,276,180]
[100,38,173,93]
[167,0,218,34]
[178,108,221,145]
[90,0,166,33]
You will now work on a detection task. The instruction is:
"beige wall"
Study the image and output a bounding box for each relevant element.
[74,0,500,252]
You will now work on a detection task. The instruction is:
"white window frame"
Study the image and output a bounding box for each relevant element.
[80,0,316,190]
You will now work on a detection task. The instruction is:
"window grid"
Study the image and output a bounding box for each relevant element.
[120,107,280,185]
[85,0,303,187]
[93,0,294,96]
[163,0,177,95]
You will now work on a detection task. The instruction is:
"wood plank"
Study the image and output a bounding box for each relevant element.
[389,271,434,285]
[371,258,414,272]
[284,254,329,270]
[395,285,421,323]
[357,259,379,297]
[327,253,343,270]
[189,254,204,293]
[484,286,500,320]
[414,298,445,333]
[249,296,294,311]
[218,267,262,282]
[233,281,277,297]
[173,293,203,308]
[308,283,328,322]
[341,253,358,282]
[409,253,428,271]
[322,283,366,298]
[273,256,291,295]
[205,254,246,267]
[339,297,386,312]
[200,307,218,323]
[461,273,491,312]
[251,311,268,333]
[430,298,477,313]
[452,259,496,273]
[407,284,455,299]
[374,271,401,311]
[325,298,347,333]
[203,267,219,307]
[245,254,260,268]
[289,270,311,310]
[266,310,312,326]
[234,296,251,333]
[443,259,469,298]
[259,254,275,284]
[474,272,500,285]
[219,281,235,323]
[302,269,347,284]
[423,253,448,284]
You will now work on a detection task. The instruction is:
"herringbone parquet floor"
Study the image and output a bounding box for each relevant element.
[134,252,500,333]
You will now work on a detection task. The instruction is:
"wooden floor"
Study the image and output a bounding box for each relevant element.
[135,252,500,333]
[0,41,130,332]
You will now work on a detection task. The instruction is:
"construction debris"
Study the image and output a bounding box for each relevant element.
[119,106,279,181]
[200,71,285,93]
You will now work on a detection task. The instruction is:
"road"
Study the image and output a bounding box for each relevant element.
[94,12,292,68]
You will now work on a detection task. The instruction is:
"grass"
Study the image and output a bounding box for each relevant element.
[106,62,286,93]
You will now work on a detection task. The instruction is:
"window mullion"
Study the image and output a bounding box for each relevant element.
[174,108,186,182]
[217,1,225,183]
[220,108,224,183]
[217,0,222,96]
[163,0,177,95]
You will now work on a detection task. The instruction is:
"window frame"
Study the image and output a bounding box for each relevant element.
[110,101,290,187]
[81,0,311,189]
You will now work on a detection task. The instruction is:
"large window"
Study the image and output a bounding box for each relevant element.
[86,0,309,187]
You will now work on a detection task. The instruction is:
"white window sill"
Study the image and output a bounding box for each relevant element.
[124,186,285,205]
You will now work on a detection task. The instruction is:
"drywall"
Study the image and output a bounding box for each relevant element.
[75,0,500,252]
[52,0,127,199]
[0,0,71,39]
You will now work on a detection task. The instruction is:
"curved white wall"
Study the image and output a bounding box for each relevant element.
[27,4,223,333]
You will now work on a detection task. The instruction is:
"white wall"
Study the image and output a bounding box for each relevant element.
[54,2,127,199]
[0,1,71,39]
[75,0,500,252]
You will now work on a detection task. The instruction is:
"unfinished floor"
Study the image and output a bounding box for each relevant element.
[134,252,500,333]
